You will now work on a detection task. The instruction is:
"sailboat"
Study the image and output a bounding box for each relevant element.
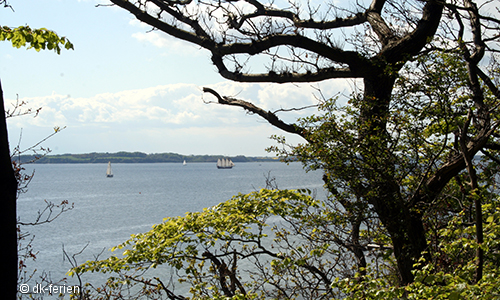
[106,161,113,178]
[183,160,187,166]
[217,158,235,169]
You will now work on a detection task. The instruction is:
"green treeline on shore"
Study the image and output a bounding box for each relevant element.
[17,151,279,164]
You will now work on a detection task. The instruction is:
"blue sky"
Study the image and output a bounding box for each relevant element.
[1,0,349,156]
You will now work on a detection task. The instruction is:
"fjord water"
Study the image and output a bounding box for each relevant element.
[17,162,325,292]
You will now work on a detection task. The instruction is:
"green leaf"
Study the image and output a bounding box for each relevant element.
[0,25,73,54]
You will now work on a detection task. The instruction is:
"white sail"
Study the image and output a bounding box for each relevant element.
[106,161,113,177]
[183,160,187,166]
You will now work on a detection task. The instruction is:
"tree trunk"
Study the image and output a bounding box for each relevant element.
[360,71,427,285]
[0,80,18,298]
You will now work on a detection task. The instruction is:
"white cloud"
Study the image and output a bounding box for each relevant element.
[6,80,350,155]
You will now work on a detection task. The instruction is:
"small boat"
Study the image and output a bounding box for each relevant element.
[106,161,113,177]
[217,158,235,169]
[183,160,187,166]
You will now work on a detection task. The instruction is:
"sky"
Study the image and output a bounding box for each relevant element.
[0,0,351,156]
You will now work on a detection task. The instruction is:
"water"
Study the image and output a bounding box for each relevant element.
[16,162,325,297]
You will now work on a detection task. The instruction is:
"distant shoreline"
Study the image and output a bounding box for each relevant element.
[16,151,281,164]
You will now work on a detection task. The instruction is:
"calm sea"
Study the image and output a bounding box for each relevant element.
[17,162,325,297]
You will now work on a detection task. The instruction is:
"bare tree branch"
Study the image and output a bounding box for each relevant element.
[203,87,306,137]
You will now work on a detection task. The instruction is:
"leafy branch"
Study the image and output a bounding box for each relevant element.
[0,25,73,54]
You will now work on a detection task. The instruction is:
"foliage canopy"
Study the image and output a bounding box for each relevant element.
[73,0,500,299]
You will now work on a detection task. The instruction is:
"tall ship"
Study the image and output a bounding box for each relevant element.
[217,158,235,169]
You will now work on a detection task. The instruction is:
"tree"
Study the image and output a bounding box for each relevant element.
[0,4,73,297]
[333,195,500,299]
[9,99,73,299]
[0,76,20,300]
[74,0,500,298]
